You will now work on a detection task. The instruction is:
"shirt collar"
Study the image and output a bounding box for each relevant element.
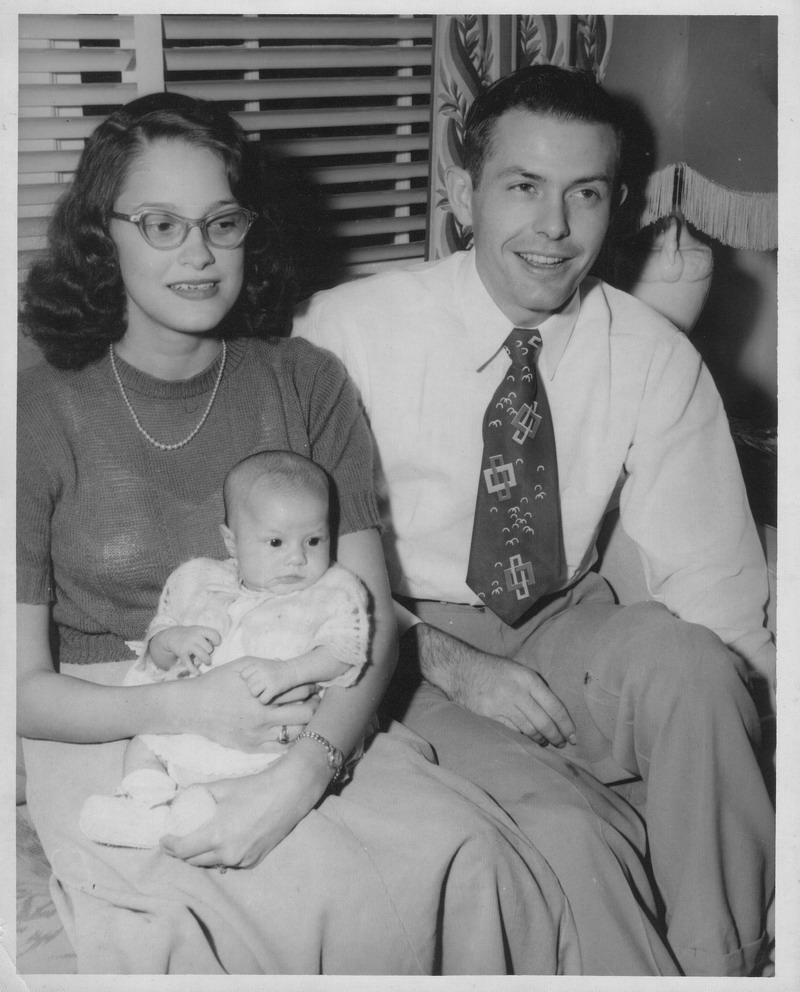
[459,249,580,380]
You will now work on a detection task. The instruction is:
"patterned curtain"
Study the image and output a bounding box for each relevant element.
[425,14,613,259]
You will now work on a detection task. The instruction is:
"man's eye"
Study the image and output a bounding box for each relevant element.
[575,188,600,200]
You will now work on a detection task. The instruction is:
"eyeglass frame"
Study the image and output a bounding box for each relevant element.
[110,206,258,250]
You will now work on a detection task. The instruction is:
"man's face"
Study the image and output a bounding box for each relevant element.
[450,109,624,326]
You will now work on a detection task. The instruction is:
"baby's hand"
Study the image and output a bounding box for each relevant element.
[151,625,221,675]
[239,658,293,704]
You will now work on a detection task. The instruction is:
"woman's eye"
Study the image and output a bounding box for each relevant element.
[144,215,179,234]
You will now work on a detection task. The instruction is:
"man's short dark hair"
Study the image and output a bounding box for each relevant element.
[462,64,627,189]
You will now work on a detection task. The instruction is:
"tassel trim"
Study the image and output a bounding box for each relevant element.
[638,163,777,251]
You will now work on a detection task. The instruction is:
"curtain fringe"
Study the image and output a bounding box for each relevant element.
[638,163,777,252]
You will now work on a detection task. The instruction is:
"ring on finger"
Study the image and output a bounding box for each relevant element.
[278,725,289,745]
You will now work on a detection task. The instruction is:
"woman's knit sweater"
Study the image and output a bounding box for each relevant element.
[17,336,379,665]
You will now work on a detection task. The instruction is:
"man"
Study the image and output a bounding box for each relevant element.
[294,65,774,976]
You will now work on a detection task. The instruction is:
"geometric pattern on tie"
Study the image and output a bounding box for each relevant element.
[466,328,565,624]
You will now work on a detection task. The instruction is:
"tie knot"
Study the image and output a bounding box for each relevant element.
[505,328,541,367]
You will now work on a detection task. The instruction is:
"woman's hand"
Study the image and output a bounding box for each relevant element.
[179,658,319,750]
[160,745,330,869]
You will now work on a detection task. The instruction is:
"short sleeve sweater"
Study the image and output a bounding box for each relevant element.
[17,336,380,665]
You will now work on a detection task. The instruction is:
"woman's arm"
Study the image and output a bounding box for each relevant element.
[297,527,397,756]
[17,603,316,747]
[161,527,398,868]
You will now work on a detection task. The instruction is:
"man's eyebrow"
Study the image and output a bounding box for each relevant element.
[569,174,613,186]
[496,167,613,186]
[496,168,545,181]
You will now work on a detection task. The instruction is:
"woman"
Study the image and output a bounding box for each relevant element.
[17,93,674,976]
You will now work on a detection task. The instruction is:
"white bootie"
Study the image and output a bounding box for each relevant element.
[164,785,217,837]
[79,793,171,848]
[121,769,177,806]
[79,779,217,849]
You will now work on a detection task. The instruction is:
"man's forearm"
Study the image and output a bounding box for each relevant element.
[404,622,481,704]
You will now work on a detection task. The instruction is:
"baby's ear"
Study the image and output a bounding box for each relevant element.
[219,523,237,559]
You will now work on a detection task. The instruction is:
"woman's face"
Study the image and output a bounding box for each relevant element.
[110,138,245,347]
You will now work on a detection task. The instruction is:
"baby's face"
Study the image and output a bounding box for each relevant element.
[227,488,330,595]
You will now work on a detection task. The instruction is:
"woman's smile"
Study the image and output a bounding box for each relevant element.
[168,280,220,299]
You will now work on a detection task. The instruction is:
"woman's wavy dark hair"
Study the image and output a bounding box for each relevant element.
[21,92,299,370]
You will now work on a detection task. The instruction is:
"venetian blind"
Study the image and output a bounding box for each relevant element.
[18,13,434,286]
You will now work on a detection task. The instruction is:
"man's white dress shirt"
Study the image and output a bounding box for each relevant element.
[294,250,771,670]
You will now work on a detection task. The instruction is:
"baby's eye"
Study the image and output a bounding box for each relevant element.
[308,537,321,547]
[269,538,282,548]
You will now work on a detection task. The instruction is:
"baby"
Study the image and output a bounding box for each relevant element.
[80,450,371,848]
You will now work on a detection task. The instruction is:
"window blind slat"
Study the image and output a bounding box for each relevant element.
[279,134,429,158]
[19,216,50,240]
[18,183,67,208]
[164,45,430,73]
[332,214,425,239]
[343,254,425,280]
[20,47,136,74]
[19,150,83,175]
[326,188,428,212]
[227,106,429,134]
[340,242,424,266]
[20,84,137,110]
[168,76,430,105]
[20,14,135,40]
[311,161,429,186]
[19,114,110,141]
[162,15,433,42]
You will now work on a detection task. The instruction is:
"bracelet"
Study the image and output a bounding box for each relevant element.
[294,730,345,781]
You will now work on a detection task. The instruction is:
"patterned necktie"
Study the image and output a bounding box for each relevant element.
[466,328,565,624]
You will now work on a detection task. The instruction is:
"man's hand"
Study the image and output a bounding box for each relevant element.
[413,623,576,748]
[456,653,577,747]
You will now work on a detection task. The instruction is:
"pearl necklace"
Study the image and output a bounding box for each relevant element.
[109,340,227,452]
